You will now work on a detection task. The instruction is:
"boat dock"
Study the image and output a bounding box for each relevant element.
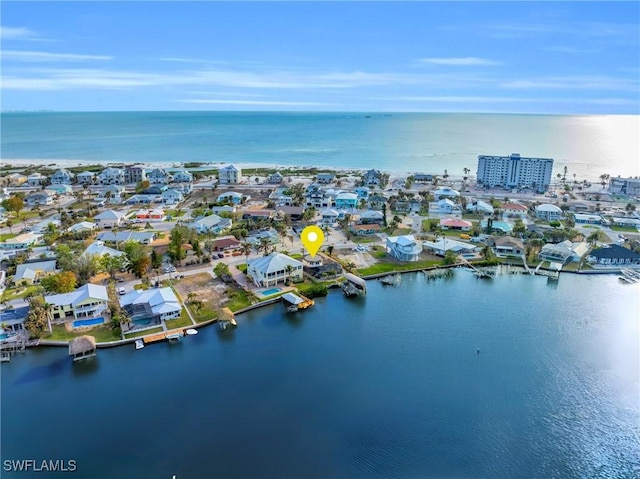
[342,273,367,297]
[423,268,454,280]
[460,258,494,278]
[281,292,315,312]
[143,329,187,344]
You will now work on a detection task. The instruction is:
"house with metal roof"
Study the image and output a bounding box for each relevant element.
[119,287,182,322]
[218,164,242,184]
[14,260,58,285]
[94,209,126,228]
[46,284,109,320]
[51,169,74,185]
[82,240,128,259]
[535,204,563,221]
[187,214,232,234]
[247,253,303,287]
[386,235,423,261]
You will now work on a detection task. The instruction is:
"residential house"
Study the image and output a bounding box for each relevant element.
[611,217,640,229]
[27,172,47,186]
[67,221,97,234]
[75,171,96,185]
[125,194,157,205]
[502,202,529,218]
[437,198,461,214]
[96,185,125,204]
[171,183,193,195]
[124,166,147,184]
[135,208,164,220]
[161,188,184,205]
[217,192,245,205]
[608,177,640,196]
[188,214,232,234]
[423,238,479,257]
[26,191,53,207]
[363,169,381,186]
[14,260,58,285]
[535,204,563,221]
[97,167,125,185]
[386,235,423,262]
[242,210,274,221]
[350,224,381,236]
[45,184,73,195]
[210,205,236,215]
[574,213,603,225]
[97,231,155,245]
[218,164,242,184]
[142,185,167,195]
[28,218,61,234]
[359,210,384,225]
[247,253,303,287]
[171,169,193,183]
[494,236,525,256]
[306,190,333,209]
[354,187,370,200]
[275,206,304,222]
[433,187,460,200]
[51,169,74,185]
[81,240,128,261]
[413,173,433,183]
[267,172,284,184]
[440,218,472,231]
[317,173,335,184]
[0,232,43,251]
[335,192,358,210]
[93,210,125,228]
[538,240,589,264]
[5,173,28,186]
[587,244,640,266]
[211,235,241,251]
[46,284,109,320]
[321,208,340,225]
[466,200,494,215]
[368,194,387,211]
[147,168,172,185]
[119,287,182,322]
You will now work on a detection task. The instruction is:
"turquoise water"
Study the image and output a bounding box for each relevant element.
[72,317,104,328]
[2,272,638,478]
[2,112,638,179]
[261,287,282,296]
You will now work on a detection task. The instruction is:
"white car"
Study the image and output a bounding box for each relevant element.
[118,287,126,295]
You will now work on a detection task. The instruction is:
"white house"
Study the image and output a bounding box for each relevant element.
[26,191,53,207]
[501,202,529,218]
[423,238,478,257]
[51,169,74,185]
[217,192,245,205]
[321,208,340,224]
[188,214,232,234]
[466,200,494,215]
[93,210,125,228]
[359,210,384,225]
[97,231,155,245]
[96,185,125,204]
[535,204,563,221]
[119,287,182,322]
[161,188,184,205]
[67,221,97,234]
[97,167,125,185]
[247,253,303,288]
[0,232,43,251]
[147,168,172,185]
[386,235,423,262]
[76,171,96,185]
[46,284,109,320]
[172,170,193,183]
[437,198,461,214]
[27,173,47,186]
[267,172,284,184]
[538,240,589,264]
[363,169,381,186]
[574,213,603,225]
[14,260,58,285]
[433,187,460,200]
[218,165,242,184]
[82,240,128,259]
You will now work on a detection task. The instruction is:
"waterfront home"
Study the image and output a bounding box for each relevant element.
[187,214,232,234]
[0,306,29,334]
[96,185,125,204]
[335,192,358,209]
[124,166,147,184]
[440,218,472,231]
[466,200,494,215]
[368,194,387,211]
[67,221,97,234]
[247,253,303,287]
[275,206,304,222]
[161,188,184,205]
[501,202,529,218]
[359,210,384,225]
[27,172,47,186]
[135,208,164,220]
[14,260,58,285]
[317,173,336,184]
[433,187,460,200]
[45,184,73,195]
[321,208,340,225]
[94,210,125,228]
[587,244,640,266]
[423,238,479,257]
[363,169,382,186]
[119,287,182,322]
[217,191,245,205]
[97,167,125,185]
[437,198,461,214]
[494,236,525,256]
[535,204,563,221]
[413,173,433,183]
[211,235,241,251]
[218,165,242,184]
[82,240,128,260]
[386,235,423,262]
[172,169,193,183]
[267,172,284,184]
[147,168,173,185]
[97,231,155,245]
[46,284,109,320]
[573,213,603,225]
[0,232,43,251]
[26,191,53,206]
[350,224,381,236]
[76,171,96,185]
[538,240,589,264]
[51,169,74,185]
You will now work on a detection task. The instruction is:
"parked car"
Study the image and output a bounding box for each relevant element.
[118,287,126,295]
[217,253,225,258]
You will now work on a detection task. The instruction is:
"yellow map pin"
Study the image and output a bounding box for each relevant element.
[301,225,324,258]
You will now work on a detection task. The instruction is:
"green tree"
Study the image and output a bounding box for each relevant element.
[24,296,53,338]
[100,254,128,280]
[1,196,24,218]
[240,242,253,263]
[40,271,78,293]
[135,180,151,193]
[443,249,457,265]
[150,249,163,269]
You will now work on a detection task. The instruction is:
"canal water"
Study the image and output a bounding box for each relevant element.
[2,272,639,478]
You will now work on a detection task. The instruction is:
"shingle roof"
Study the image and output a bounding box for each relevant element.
[589,244,640,260]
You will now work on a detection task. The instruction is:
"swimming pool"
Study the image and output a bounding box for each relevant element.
[0,333,9,340]
[73,317,105,328]
[261,287,282,296]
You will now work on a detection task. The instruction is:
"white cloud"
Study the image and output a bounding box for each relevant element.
[0,26,43,41]
[379,95,638,106]
[419,57,500,66]
[3,50,112,62]
[500,75,639,91]
[176,99,328,106]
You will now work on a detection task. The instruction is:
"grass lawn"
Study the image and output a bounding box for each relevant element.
[352,235,378,243]
[1,285,40,302]
[0,233,18,242]
[193,307,217,323]
[581,225,599,229]
[124,326,164,339]
[562,262,580,271]
[165,310,194,329]
[389,227,412,236]
[47,323,121,343]
[237,263,248,273]
[289,253,303,260]
[357,258,442,276]
[226,287,255,311]
[134,283,149,290]
[610,225,639,233]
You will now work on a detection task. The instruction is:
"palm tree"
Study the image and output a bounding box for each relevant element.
[285,264,294,285]
[258,237,271,256]
[240,242,253,263]
[345,261,356,272]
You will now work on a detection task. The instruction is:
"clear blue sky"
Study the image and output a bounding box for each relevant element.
[2,1,639,113]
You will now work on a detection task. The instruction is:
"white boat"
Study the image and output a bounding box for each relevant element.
[135,339,144,350]
[185,328,198,335]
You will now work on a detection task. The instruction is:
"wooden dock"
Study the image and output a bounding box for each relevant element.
[142,329,187,344]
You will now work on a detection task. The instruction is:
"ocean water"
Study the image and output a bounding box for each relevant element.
[2,272,639,478]
[2,112,639,180]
